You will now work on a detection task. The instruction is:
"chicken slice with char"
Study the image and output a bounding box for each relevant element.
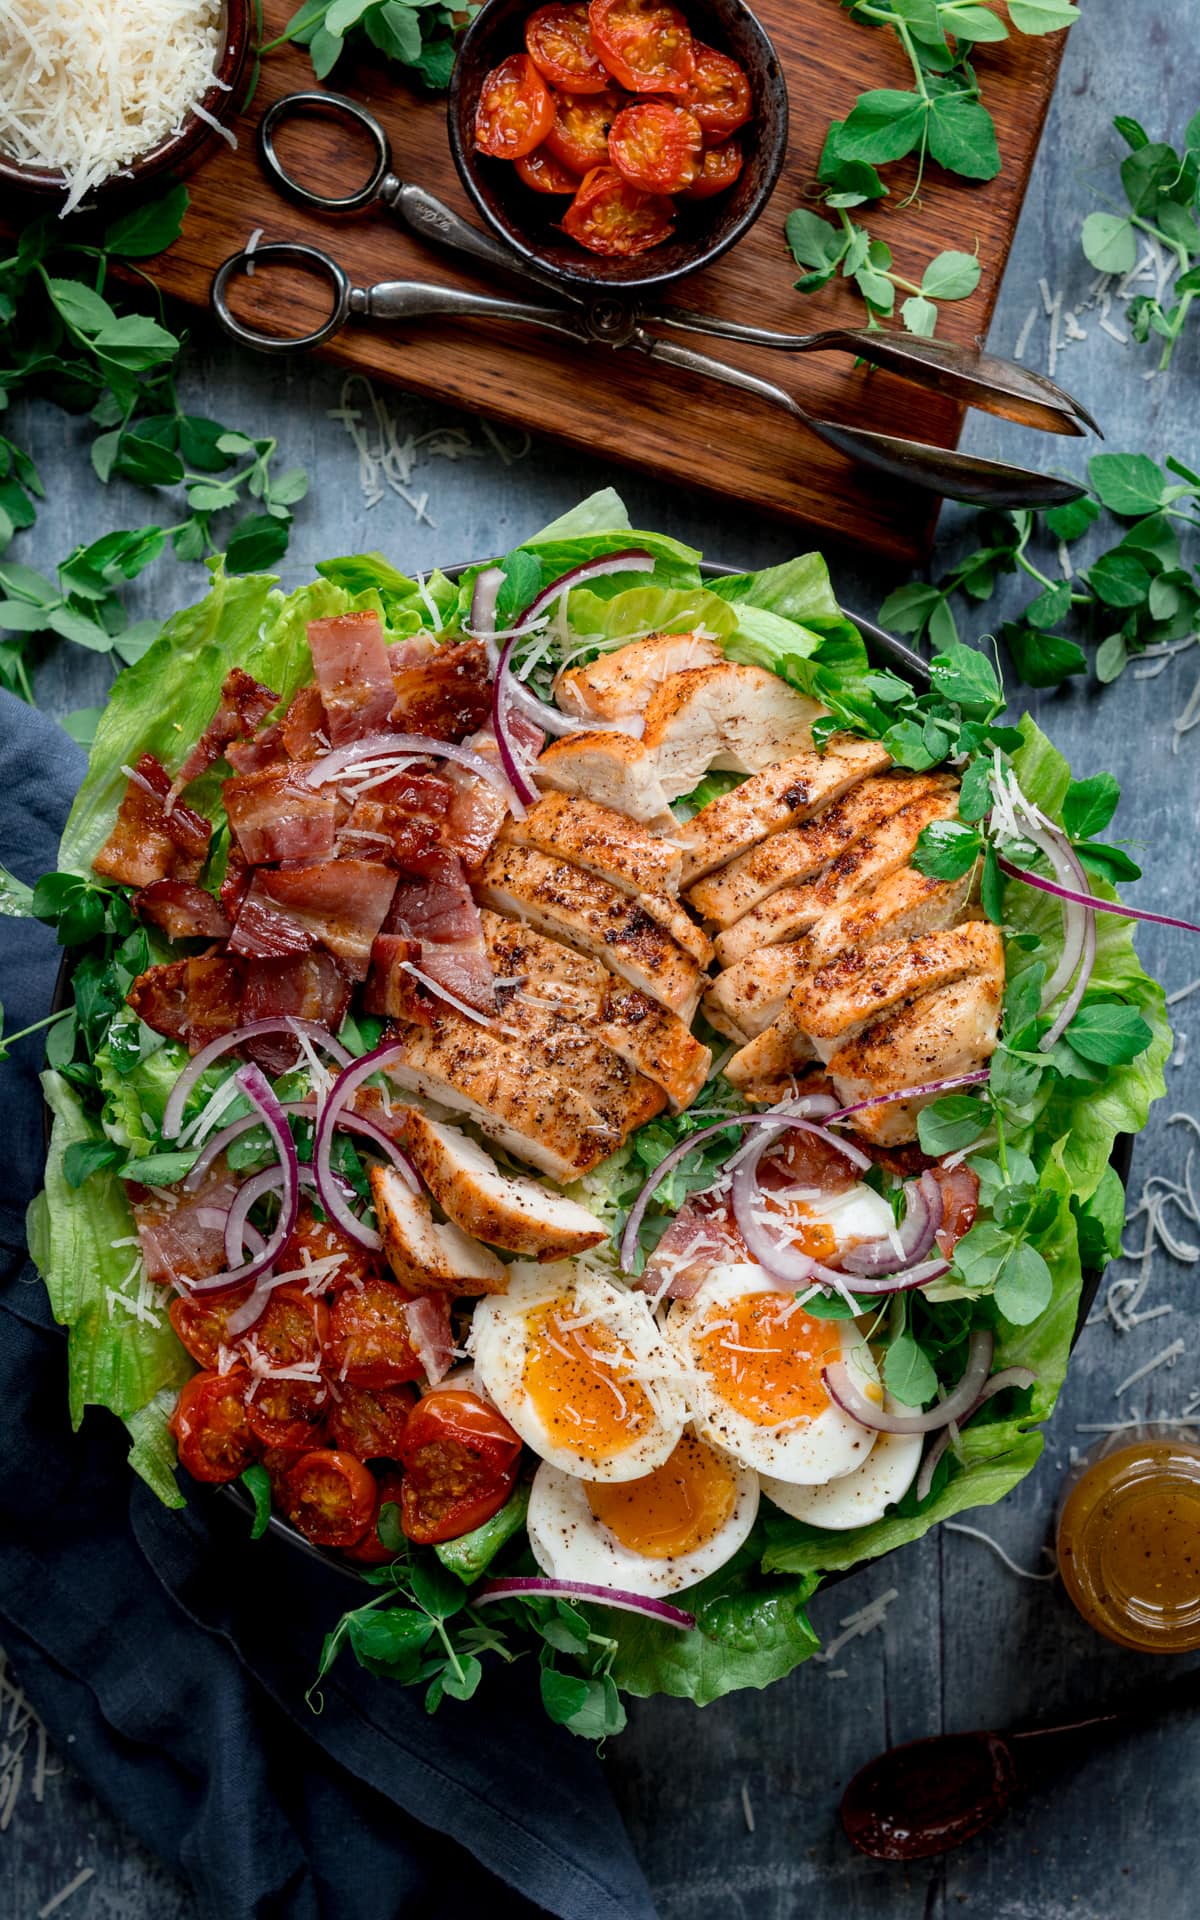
[535,731,673,827]
[639,662,826,801]
[828,971,1005,1146]
[474,842,703,1018]
[370,1164,508,1295]
[678,736,893,884]
[482,911,710,1109]
[484,977,667,1141]
[702,944,812,1043]
[801,868,974,969]
[687,772,947,928]
[714,782,960,967]
[383,1014,617,1183]
[555,630,725,721]
[503,791,682,896]
[401,1111,607,1260]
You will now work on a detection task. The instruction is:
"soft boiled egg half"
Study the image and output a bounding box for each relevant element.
[762,1414,923,1530]
[528,1431,759,1598]
[665,1264,882,1484]
[469,1262,688,1482]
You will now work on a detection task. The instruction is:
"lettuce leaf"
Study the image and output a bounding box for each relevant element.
[565,584,739,645]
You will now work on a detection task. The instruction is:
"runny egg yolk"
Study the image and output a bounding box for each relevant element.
[585,1432,738,1559]
[522,1305,656,1460]
[762,1194,839,1264]
[696,1295,846,1427]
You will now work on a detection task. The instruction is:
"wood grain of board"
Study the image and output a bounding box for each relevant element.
[115,4,1063,561]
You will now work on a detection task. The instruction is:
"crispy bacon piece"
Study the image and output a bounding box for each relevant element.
[168,668,279,800]
[230,859,396,981]
[339,798,443,867]
[362,934,421,1020]
[127,954,244,1053]
[307,612,396,745]
[281,684,330,761]
[131,1167,239,1286]
[224,765,338,865]
[381,847,495,1012]
[225,722,287,775]
[93,754,212,888]
[931,1163,980,1257]
[353,767,454,816]
[388,636,437,673]
[240,953,351,1071]
[402,1294,455,1385]
[219,844,253,923]
[132,880,231,942]
[389,639,492,742]
[636,1192,746,1303]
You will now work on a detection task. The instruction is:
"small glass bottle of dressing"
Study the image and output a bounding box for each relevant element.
[1056,1426,1200,1652]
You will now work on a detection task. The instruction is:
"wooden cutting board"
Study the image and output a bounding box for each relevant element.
[150,2,1065,562]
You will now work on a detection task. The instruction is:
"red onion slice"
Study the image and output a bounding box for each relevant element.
[618,1102,869,1275]
[183,1098,417,1193]
[162,1019,352,1141]
[840,1172,943,1277]
[475,1575,695,1631]
[914,1364,1038,1503]
[825,1070,991,1125]
[180,1065,300,1296]
[998,857,1200,935]
[313,1042,417,1251]
[824,1329,994,1435]
[300,731,515,800]
[490,637,539,812]
[519,549,656,629]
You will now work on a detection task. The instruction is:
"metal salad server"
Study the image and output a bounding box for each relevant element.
[213,89,1097,509]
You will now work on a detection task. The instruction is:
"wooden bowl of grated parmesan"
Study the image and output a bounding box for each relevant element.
[0,0,249,218]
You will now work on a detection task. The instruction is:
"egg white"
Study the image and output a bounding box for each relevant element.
[762,1407,923,1528]
[665,1264,882,1484]
[795,1181,896,1250]
[527,1446,759,1597]
[468,1261,687,1482]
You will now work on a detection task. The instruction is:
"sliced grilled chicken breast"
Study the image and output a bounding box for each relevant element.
[383,1014,618,1182]
[535,731,673,826]
[714,781,960,967]
[639,663,825,800]
[828,970,1004,1146]
[678,736,893,884]
[791,923,1005,1049]
[484,982,667,1140]
[475,843,703,1016]
[482,911,710,1109]
[370,1164,507,1294]
[504,791,683,895]
[401,1112,607,1259]
[802,869,973,968]
[687,772,948,928]
[555,630,724,720]
[702,943,813,1042]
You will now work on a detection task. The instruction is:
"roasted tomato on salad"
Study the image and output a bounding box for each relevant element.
[32,502,1165,1724]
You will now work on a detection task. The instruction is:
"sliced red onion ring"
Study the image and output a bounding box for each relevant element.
[730,1123,872,1288]
[998,857,1200,935]
[224,1165,287,1269]
[825,1070,991,1125]
[300,731,515,800]
[519,550,655,629]
[162,1019,352,1141]
[824,1329,994,1436]
[180,1065,300,1296]
[618,1103,869,1275]
[474,1576,695,1631]
[313,1042,416,1250]
[183,1098,418,1193]
[914,1364,1038,1503]
[1024,824,1090,1010]
[491,636,539,812]
[841,1172,943,1277]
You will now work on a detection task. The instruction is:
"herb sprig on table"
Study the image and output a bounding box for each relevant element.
[787,0,1079,335]
[0,189,308,703]
[264,0,478,86]
[1081,108,1200,373]
[879,450,1200,689]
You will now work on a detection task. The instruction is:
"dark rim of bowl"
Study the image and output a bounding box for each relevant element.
[447,0,790,296]
[43,565,1129,1588]
[0,0,250,198]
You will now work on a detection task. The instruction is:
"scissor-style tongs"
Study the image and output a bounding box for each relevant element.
[211,91,1097,509]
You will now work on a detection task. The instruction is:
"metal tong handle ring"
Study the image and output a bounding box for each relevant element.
[258,91,391,213]
[212,242,353,353]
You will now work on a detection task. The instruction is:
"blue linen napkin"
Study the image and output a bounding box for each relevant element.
[0,689,657,1920]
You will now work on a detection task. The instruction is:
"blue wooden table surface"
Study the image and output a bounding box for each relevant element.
[6,3,1200,1914]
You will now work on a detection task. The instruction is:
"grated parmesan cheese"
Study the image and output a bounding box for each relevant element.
[0,0,226,216]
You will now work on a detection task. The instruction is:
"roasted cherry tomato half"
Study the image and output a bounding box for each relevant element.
[684,138,744,199]
[475,52,557,159]
[343,1470,407,1564]
[169,1291,253,1370]
[608,100,702,194]
[325,1381,416,1461]
[171,1368,258,1484]
[561,164,675,256]
[284,1448,378,1547]
[515,145,583,194]
[525,3,610,91]
[588,0,695,97]
[278,1198,383,1295]
[684,42,752,140]
[544,89,622,175]
[325,1275,424,1389]
[396,1390,522,1545]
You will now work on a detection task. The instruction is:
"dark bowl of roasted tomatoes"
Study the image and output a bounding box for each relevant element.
[448,0,788,292]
